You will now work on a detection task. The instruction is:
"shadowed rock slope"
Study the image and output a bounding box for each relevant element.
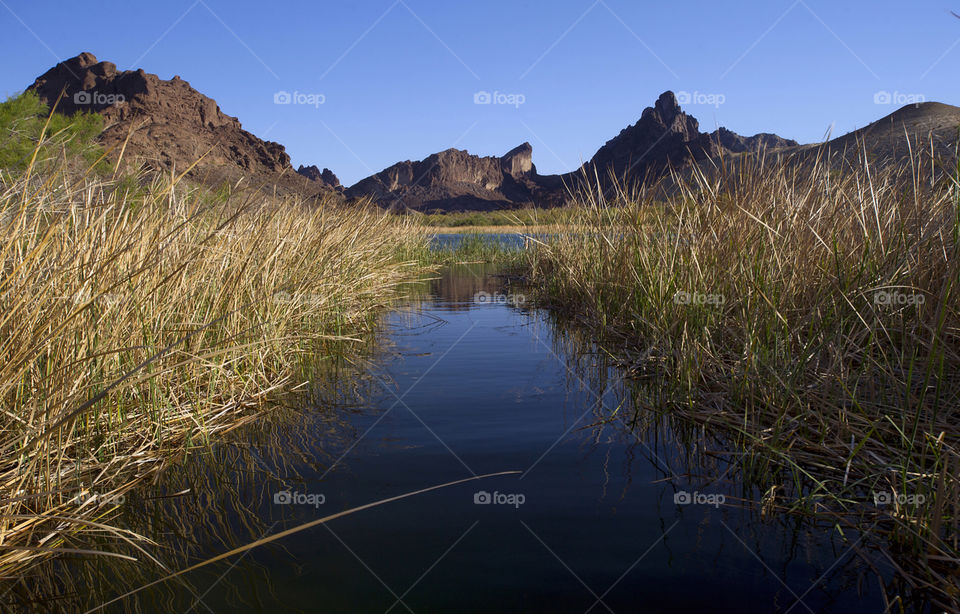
[691,101,960,190]
[802,101,960,168]
[344,142,566,211]
[583,91,797,183]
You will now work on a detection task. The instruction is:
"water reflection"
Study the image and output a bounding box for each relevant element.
[4,343,392,613]
[5,263,932,612]
[546,306,931,612]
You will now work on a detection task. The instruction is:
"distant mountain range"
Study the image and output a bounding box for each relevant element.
[344,92,799,212]
[25,53,960,211]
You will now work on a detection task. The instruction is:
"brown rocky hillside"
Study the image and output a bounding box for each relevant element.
[26,52,334,197]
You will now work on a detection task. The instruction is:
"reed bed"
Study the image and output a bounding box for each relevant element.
[415,232,530,266]
[408,205,581,228]
[524,148,960,608]
[0,155,424,579]
[4,348,382,613]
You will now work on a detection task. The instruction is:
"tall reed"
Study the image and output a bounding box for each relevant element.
[525,147,960,608]
[0,157,424,577]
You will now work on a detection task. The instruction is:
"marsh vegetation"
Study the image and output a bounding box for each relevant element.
[0,93,425,585]
[517,149,960,610]
[2,91,958,612]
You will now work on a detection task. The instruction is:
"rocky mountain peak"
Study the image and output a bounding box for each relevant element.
[648,91,679,123]
[62,51,102,75]
[25,52,337,197]
[297,165,341,190]
[501,142,534,177]
[586,90,708,181]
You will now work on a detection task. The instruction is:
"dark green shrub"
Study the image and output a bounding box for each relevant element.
[0,91,104,173]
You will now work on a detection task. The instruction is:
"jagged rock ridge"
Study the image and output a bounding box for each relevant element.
[583,91,798,182]
[344,142,562,211]
[24,55,958,212]
[297,165,342,191]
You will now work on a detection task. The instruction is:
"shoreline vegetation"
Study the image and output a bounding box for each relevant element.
[517,152,960,609]
[411,147,960,608]
[4,89,959,610]
[0,95,426,580]
[408,206,582,229]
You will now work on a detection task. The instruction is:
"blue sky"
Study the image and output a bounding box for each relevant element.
[2,0,958,185]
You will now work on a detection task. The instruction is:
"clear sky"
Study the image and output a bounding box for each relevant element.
[2,0,958,186]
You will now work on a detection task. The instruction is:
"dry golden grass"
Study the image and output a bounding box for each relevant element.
[525,148,960,608]
[0,158,424,577]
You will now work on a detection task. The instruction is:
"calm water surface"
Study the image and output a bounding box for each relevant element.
[88,257,885,613]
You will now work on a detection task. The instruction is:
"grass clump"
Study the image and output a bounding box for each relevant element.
[0,121,424,576]
[524,149,960,607]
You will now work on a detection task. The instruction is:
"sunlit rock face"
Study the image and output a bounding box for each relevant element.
[27,52,337,198]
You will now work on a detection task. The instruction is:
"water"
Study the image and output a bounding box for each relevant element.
[75,260,887,613]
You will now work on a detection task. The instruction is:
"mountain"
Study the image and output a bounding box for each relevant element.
[296,165,342,191]
[346,90,960,212]
[346,91,799,211]
[581,91,798,184]
[25,52,333,197]
[344,142,563,212]
[22,54,960,211]
[687,100,960,190]
[802,101,960,167]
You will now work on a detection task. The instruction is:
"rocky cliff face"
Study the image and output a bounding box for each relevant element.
[500,142,534,177]
[27,52,333,197]
[582,91,798,183]
[296,165,342,191]
[344,142,560,211]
